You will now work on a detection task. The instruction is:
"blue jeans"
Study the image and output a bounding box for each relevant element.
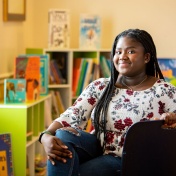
[47,129,121,176]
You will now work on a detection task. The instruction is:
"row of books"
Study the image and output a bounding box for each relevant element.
[49,59,67,84]
[48,9,101,49]
[72,58,99,97]
[50,90,65,120]
[4,54,49,103]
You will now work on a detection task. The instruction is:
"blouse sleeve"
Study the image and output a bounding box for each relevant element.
[162,82,176,113]
[54,78,109,130]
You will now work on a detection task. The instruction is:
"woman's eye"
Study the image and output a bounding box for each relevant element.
[116,51,121,54]
[128,50,135,54]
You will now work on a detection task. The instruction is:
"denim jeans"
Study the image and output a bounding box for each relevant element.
[47,129,122,176]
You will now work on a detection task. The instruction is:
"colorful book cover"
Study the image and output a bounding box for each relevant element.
[79,14,101,49]
[48,9,70,48]
[19,54,49,95]
[15,56,40,101]
[40,55,49,95]
[4,79,26,103]
[0,133,13,176]
[158,58,176,86]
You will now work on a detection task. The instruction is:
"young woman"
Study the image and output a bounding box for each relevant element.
[39,29,176,176]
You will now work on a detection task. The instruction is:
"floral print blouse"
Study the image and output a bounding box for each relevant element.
[55,78,176,157]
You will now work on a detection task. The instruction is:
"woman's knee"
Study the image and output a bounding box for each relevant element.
[55,127,80,143]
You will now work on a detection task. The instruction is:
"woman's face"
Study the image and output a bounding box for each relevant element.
[113,36,150,77]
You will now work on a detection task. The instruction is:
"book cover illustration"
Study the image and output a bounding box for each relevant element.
[0,133,13,176]
[15,56,40,101]
[48,9,70,48]
[158,58,176,86]
[79,14,101,49]
[20,53,49,96]
[4,79,26,103]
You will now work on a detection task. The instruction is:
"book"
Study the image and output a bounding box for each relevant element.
[76,59,88,96]
[55,91,65,114]
[79,14,101,49]
[85,119,94,132]
[21,52,49,95]
[14,56,40,101]
[72,58,82,97]
[23,53,49,95]
[4,79,26,103]
[50,90,60,120]
[89,62,99,83]
[100,55,111,77]
[82,59,94,90]
[0,133,13,176]
[39,55,49,95]
[48,9,70,48]
[158,58,176,86]
[50,60,65,84]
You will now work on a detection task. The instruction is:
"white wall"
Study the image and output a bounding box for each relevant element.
[1,0,176,76]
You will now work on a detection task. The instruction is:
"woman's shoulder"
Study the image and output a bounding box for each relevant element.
[154,79,176,90]
[90,77,110,86]
[86,77,110,93]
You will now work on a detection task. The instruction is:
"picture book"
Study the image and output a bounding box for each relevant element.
[23,53,49,95]
[14,56,40,101]
[79,14,101,49]
[48,9,70,48]
[158,58,176,86]
[4,79,26,103]
[0,133,13,176]
[39,55,49,95]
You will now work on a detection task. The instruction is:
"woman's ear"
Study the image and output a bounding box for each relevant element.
[144,53,151,63]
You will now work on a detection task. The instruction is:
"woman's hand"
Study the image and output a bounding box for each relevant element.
[160,112,176,128]
[41,134,72,165]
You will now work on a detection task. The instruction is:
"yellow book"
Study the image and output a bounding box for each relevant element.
[55,91,65,114]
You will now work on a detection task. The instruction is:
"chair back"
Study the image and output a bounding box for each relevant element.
[121,120,176,176]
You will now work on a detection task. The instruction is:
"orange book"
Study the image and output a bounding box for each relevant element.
[15,56,40,101]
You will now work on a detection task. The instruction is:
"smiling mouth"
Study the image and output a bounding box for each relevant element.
[118,62,130,65]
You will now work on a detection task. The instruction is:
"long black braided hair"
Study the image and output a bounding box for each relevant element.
[94,29,165,150]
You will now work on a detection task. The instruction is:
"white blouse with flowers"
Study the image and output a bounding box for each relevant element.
[55,78,176,157]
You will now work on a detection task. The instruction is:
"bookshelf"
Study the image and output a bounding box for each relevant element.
[0,95,51,176]
[44,48,111,109]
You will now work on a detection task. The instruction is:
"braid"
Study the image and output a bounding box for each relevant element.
[94,29,164,151]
